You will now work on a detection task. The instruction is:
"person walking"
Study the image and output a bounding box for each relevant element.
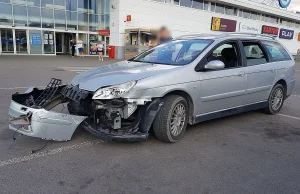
[77,38,84,58]
[98,41,104,61]
[71,39,76,57]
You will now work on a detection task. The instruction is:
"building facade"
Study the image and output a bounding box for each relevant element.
[2,0,300,58]
[0,0,110,56]
[111,0,300,59]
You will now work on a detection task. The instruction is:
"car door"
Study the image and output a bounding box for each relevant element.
[241,40,276,104]
[198,40,247,115]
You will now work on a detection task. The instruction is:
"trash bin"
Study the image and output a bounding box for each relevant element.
[108,46,115,59]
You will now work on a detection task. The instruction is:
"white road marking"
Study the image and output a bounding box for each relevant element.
[0,139,102,168]
[0,86,46,90]
[292,95,300,98]
[278,114,300,121]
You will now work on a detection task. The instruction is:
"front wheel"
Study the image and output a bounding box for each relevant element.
[264,84,285,115]
[153,95,189,143]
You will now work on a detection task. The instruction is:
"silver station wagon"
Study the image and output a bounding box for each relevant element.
[9,33,295,143]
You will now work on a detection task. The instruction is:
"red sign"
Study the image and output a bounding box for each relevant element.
[126,15,132,22]
[98,30,110,36]
[262,25,279,36]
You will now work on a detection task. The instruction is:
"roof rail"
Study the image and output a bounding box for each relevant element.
[217,32,277,40]
[175,34,216,39]
[175,32,277,40]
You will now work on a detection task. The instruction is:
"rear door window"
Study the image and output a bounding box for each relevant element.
[261,41,291,61]
[242,42,267,66]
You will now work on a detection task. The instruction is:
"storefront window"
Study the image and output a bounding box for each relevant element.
[43,31,55,54]
[13,5,27,27]
[89,0,99,14]
[1,29,14,53]
[42,8,54,28]
[54,0,65,9]
[78,33,88,55]
[28,6,41,28]
[180,0,192,7]
[41,0,53,8]
[99,14,105,29]
[66,0,77,11]
[89,34,98,55]
[192,0,203,9]
[15,29,27,53]
[67,11,77,30]
[89,14,98,31]
[78,12,88,31]
[27,0,40,7]
[55,9,66,29]
[78,0,89,11]
[0,3,13,26]
[105,14,110,29]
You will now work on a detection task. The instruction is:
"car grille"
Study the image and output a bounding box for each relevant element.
[61,85,90,102]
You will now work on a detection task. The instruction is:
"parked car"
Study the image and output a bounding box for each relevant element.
[8,33,295,143]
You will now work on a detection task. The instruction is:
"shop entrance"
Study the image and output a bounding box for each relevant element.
[0,28,14,53]
[55,32,75,55]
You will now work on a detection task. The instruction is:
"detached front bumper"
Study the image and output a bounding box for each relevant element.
[8,92,87,141]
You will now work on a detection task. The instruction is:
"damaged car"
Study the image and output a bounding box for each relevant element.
[8,33,295,143]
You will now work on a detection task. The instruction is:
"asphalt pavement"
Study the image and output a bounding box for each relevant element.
[0,55,300,194]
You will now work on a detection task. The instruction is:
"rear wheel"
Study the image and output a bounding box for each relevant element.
[153,95,188,143]
[264,84,285,114]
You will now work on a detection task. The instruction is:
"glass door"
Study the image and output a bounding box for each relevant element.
[15,29,28,53]
[1,29,14,53]
[104,36,110,57]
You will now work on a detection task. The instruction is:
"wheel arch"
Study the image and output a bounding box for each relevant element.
[162,90,195,124]
[275,79,287,98]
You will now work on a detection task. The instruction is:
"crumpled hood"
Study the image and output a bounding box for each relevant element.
[71,61,180,91]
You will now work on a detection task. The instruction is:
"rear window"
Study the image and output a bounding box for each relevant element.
[261,41,291,61]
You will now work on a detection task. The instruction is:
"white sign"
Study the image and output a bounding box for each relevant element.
[49,40,53,45]
[239,22,261,34]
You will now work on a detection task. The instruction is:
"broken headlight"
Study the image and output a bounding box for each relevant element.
[92,81,136,100]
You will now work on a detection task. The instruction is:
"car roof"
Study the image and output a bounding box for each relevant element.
[175,33,278,42]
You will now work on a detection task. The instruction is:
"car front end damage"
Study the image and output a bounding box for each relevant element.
[8,78,163,141]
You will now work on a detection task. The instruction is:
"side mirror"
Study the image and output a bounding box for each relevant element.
[205,60,225,70]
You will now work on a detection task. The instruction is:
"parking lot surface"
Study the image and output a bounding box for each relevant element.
[0,56,300,194]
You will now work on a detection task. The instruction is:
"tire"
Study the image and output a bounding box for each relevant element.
[153,95,189,143]
[264,84,285,115]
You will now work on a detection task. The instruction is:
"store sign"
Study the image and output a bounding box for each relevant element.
[278,0,291,8]
[298,33,300,41]
[211,17,236,32]
[239,22,261,33]
[261,25,279,36]
[279,28,294,39]
[30,33,41,45]
[98,30,110,36]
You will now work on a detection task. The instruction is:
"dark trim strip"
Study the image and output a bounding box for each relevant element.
[195,101,268,123]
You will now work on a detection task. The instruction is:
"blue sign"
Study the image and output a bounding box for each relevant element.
[30,33,41,45]
[279,28,294,39]
[278,0,291,8]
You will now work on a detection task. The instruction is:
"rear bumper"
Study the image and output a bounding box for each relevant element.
[9,99,87,141]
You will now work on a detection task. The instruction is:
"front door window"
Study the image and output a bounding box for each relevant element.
[15,29,28,53]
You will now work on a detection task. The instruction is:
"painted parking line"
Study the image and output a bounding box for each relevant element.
[0,86,46,90]
[0,139,102,168]
[278,114,300,121]
[292,95,300,98]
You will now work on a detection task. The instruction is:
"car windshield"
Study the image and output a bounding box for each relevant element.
[131,39,213,66]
